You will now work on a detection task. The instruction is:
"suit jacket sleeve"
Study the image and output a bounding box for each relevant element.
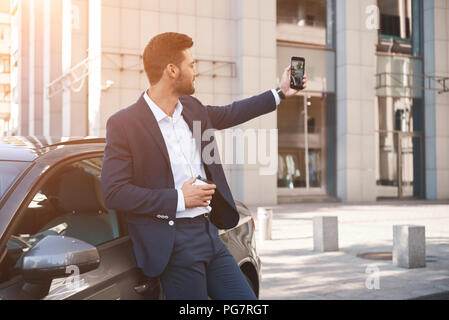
[204,90,277,130]
[101,114,178,218]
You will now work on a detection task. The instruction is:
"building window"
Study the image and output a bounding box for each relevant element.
[0,23,10,41]
[277,0,327,46]
[377,0,422,56]
[0,55,10,73]
[0,84,11,103]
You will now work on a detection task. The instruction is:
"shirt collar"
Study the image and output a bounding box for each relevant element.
[143,89,183,123]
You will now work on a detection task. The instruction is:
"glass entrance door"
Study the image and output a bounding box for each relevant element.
[399,133,423,198]
[377,131,423,199]
[376,96,424,199]
[378,131,399,198]
[277,94,327,192]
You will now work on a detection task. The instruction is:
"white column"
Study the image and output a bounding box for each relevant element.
[88,0,101,137]
[231,0,278,205]
[398,0,407,39]
[423,1,449,199]
[43,0,51,137]
[336,0,377,202]
[28,0,35,136]
[61,0,72,137]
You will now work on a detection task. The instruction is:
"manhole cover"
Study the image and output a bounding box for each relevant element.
[357,252,437,263]
[357,252,392,261]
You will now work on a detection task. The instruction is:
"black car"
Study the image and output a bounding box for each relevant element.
[0,136,261,300]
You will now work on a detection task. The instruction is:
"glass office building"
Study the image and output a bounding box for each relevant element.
[276,0,448,203]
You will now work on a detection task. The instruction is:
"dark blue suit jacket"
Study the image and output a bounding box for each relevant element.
[101,90,277,277]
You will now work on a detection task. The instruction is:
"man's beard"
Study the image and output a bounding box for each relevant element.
[174,72,195,96]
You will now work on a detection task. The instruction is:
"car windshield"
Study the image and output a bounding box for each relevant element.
[0,161,30,201]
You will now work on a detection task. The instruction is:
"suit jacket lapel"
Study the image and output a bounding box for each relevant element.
[180,102,202,144]
[135,94,172,170]
[180,103,194,132]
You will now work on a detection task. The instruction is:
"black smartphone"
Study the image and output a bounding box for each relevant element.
[193,175,214,205]
[194,175,214,185]
[290,57,305,90]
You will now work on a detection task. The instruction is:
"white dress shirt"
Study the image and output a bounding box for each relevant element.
[144,89,281,218]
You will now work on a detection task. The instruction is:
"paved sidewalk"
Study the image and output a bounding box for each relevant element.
[248,201,449,300]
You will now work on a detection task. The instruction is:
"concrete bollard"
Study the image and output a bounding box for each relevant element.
[257,207,273,241]
[393,225,426,269]
[313,216,339,252]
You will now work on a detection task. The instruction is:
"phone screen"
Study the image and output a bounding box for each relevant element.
[290,58,305,90]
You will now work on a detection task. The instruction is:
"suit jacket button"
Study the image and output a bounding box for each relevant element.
[169,220,174,226]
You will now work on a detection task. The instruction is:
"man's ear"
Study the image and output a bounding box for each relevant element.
[166,63,179,80]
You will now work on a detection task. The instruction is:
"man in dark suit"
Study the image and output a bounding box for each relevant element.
[101,32,306,300]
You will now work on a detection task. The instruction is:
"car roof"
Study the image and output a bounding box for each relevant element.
[0,136,106,161]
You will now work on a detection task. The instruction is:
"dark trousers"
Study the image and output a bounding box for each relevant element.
[159,214,257,300]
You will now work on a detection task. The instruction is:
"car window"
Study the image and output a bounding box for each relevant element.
[0,161,30,201]
[0,157,120,283]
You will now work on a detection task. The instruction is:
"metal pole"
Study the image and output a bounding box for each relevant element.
[304,95,310,189]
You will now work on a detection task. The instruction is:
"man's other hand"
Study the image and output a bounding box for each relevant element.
[181,177,216,208]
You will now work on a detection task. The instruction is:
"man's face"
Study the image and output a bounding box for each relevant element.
[174,49,198,95]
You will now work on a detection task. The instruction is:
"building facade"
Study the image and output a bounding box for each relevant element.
[0,0,10,135]
[6,0,449,204]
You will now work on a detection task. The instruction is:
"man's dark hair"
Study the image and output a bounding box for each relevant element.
[143,32,194,86]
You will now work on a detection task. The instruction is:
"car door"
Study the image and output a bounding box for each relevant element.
[0,155,159,300]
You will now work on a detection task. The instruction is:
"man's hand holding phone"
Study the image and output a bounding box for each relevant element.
[181,177,216,208]
[279,63,307,98]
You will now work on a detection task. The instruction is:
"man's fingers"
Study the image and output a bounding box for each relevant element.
[197,184,216,190]
[194,199,209,207]
[184,177,196,185]
[302,75,307,89]
[200,190,215,197]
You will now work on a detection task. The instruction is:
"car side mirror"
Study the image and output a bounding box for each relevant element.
[20,235,100,299]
